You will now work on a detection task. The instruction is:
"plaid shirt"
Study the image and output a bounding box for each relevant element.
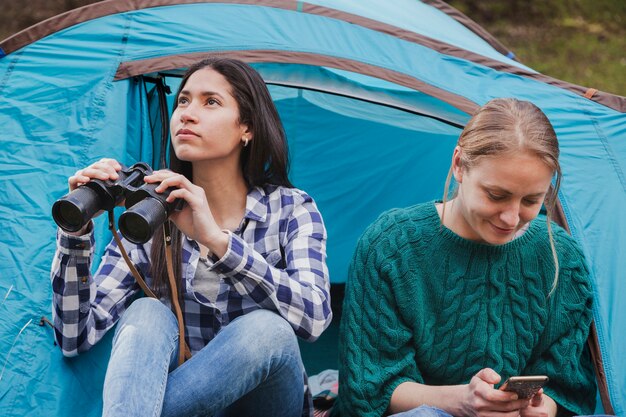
[51,184,331,416]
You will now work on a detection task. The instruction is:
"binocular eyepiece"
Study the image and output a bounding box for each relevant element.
[52,162,182,244]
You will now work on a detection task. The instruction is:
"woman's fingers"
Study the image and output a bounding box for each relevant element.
[144,170,182,186]
[68,170,90,189]
[143,171,206,208]
[87,159,122,178]
[80,167,116,181]
[147,172,196,194]
[164,188,198,204]
[530,390,544,407]
[68,159,122,191]
[144,169,175,180]
[468,369,532,415]
[96,158,122,171]
[474,368,502,386]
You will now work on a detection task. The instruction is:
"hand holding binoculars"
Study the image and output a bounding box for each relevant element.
[52,162,183,244]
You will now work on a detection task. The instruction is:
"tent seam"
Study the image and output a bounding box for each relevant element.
[0,50,23,99]
[79,11,135,168]
[557,190,616,413]
[573,96,624,415]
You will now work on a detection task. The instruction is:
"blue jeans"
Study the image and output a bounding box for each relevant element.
[389,406,452,417]
[387,405,611,417]
[102,298,304,417]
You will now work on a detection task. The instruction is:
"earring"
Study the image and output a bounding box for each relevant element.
[242,138,249,147]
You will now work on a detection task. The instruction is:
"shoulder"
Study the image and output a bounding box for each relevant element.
[257,185,325,234]
[262,184,316,206]
[532,219,592,297]
[357,201,437,254]
[365,201,436,238]
[532,219,587,269]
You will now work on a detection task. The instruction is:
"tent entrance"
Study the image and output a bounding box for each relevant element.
[135,66,464,285]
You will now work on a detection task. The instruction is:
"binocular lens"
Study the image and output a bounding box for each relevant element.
[118,198,167,244]
[52,187,101,232]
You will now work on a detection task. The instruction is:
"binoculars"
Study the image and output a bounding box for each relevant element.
[52,162,181,244]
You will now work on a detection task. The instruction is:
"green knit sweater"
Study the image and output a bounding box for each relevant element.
[333,202,596,417]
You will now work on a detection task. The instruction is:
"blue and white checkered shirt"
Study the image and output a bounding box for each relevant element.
[51,184,331,416]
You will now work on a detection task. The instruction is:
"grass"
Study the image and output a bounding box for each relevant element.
[449,0,626,96]
[490,18,625,95]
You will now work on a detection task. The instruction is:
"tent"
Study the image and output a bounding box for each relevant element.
[1,1,624,415]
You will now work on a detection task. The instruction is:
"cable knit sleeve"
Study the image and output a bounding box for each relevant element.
[334,211,421,417]
[523,234,596,415]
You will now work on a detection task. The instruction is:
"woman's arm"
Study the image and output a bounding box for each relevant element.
[390,370,530,417]
[334,215,420,417]
[50,226,142,356]
[210,192,331,341]
[141,171,331,341]
[390,381,466,414]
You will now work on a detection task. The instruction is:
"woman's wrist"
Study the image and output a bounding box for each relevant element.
[202,229,230,259]
[445,384,468,417]
[389,381,467,416]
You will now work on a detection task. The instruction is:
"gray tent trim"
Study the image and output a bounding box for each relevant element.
[115,50,481,116]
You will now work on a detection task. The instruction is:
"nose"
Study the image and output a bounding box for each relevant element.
[179,104,198,123]
[499,204,520,228]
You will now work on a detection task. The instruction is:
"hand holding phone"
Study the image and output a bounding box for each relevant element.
[499,375,549,399]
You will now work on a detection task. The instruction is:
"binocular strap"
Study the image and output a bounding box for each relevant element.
[108,212,191,365]
[163,222,192,364]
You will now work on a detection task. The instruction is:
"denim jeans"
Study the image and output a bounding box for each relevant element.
[102,298,304,417]
[389,406,453,417]
[387,405,611,417]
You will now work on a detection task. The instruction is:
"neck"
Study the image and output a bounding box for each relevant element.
[191,158,248,229]
[440,198,467,238]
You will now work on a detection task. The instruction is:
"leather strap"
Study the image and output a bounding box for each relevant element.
[163,221,192,364]
[108,211,191,365]
[108,212,158,299]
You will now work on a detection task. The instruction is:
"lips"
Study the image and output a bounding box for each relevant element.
[176,128,199,137]
[490,223,516,234]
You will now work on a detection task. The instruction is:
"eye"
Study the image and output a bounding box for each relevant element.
[487,191,506,201]
[523,198,541,206]
[177,96,189,105]
[206,98,219,106]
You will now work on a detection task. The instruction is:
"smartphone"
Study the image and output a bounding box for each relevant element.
[499,375,549,399]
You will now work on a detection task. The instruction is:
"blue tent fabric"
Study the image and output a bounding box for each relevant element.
[1,1,624,415]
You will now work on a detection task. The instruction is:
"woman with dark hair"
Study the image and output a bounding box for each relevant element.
[50,56,332,417]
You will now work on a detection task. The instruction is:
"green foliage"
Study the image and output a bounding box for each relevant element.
[449,0,625,96]
[0,0,102,40]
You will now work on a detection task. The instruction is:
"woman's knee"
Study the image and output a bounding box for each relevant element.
[113,298,178,345]
[229,309,300,360]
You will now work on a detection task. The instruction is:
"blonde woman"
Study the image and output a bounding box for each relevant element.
[333,98,596,417]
